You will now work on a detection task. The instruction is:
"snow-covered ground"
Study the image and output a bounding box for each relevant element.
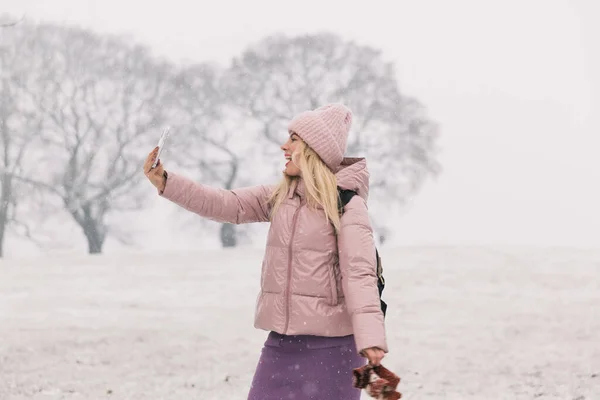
[1,246,599,400]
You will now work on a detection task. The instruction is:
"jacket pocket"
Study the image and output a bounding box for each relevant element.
[328,265,339,306]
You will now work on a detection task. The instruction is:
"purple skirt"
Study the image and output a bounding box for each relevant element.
[247,331,366,400]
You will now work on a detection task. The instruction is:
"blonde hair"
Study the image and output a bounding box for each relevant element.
[267,141,341,232]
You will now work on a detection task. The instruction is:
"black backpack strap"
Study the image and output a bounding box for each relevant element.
[337,187,387,318]
[375,248,387,317]
[337,187,357,215]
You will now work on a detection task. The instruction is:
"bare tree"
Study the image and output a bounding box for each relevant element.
[0,20,45,257]
[226,33,440,241]
[18,23,172,254]
[167,64,257,247]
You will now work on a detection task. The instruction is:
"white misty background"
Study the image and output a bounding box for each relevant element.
[2,0,599,258]
[0,1,599,400]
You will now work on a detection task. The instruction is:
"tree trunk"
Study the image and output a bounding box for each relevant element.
[220,223,237,248]
[82,222,105,254]
[72,204,106,254]
[0,173,12,258]
[220,160,239,248]
[0,210,6,258]
[66,200,107,254]
[379,234,387,245]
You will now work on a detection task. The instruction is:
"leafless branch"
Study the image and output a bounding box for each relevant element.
[224,32,440,237]
[0,14,25,28]
[6,23,173,253]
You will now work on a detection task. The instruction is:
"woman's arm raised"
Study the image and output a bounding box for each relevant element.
[143,147,272,225]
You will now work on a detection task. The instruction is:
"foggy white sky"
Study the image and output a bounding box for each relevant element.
[3,0,599,247]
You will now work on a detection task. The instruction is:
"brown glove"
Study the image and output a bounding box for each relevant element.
[352,364,402,399]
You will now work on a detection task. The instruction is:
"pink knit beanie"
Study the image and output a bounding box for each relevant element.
[288,103,352,171]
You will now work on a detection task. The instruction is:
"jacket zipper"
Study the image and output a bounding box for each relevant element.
[283,204,303,334]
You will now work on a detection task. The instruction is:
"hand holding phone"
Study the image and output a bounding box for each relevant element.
[152,127,170,169]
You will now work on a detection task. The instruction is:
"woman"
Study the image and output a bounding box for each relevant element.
[143,103,388,399]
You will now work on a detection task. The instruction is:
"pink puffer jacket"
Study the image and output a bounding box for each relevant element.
[159,158,387,353]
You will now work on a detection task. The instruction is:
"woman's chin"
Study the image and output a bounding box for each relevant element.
[284,168,300,177]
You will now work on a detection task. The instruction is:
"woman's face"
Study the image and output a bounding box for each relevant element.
[281,132,303,177]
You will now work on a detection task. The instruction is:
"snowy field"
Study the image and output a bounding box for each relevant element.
[1,246,599,400]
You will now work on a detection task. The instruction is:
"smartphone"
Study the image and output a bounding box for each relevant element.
[152,127,170,169]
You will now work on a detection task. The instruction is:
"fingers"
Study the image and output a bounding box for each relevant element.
[154,159,164,175]
[374,352,384,366]
[364,348,385,366]
[143,147,160,175]
[370,353,382,366]
[143,149,154,174]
